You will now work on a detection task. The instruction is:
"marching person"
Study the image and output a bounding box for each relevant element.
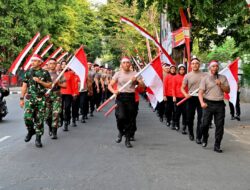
[198,60,230,153]
[181,57,207,144]
[45,59,66,139]
[163,65,176,128]
[87,62,95,117]
[20,55,52,148]
[71,73,80,127]
[60,61,74,131]
[172,64,187,132]
[108,57,141,148]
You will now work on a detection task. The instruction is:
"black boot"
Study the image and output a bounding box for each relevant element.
[72,119,77,127]
[171,122,176,130]
[48,125,52,136]
[175,123,180,131]
[115,133,122,143]
[51,128,57,139]
[24,128,36,142]
[63,121,69,131]
[125,137,132,148]
[81,116,86,123]
[35,135,43,148]
[182,125,187,135]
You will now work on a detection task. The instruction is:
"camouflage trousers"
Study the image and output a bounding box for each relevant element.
[45,91,62,129]
[24,95,46,136]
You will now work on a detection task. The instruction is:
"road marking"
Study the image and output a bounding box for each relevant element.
[0,136,11,143]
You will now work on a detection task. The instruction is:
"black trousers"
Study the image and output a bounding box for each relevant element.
[229,92,241,117]
[93,83,102,109]
[79,91,88,117]
[186,96,203,139]
[61,94,72,123]
[157,101,165,119]
[173,97,187,125]
[115,93,136,138]
[72,95,80,120]
[202,100,225,148]
[165,96,174,123]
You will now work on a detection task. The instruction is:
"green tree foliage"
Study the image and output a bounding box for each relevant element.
[0,0,102,70]
[98,0,160,67]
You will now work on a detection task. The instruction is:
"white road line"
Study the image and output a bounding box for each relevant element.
[0,136,11,143]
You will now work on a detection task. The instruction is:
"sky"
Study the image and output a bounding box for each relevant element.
[90,0,107,4]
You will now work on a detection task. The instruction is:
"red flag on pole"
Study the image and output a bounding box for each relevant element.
[8,32,40,75]
[40,44,53,57]
[179,8,191,72]
[40,47,63,68]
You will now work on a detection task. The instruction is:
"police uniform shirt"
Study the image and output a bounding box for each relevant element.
[199,74,229,101]
[183,71,208,95]
[112,70,137,93]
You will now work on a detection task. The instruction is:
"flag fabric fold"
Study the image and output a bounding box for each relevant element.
[221,58,239,107]
[120,17,175,65]
[8,32,40,75]
[146,87,158,109]
[67,47,88,90]
[140,56,163,102]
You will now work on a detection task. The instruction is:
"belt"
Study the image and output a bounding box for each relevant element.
[204,99,224,104]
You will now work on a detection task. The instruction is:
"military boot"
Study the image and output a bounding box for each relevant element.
[35,135,43,148]
[125,137,132,148]
[24,128,36,142]
[51,128,57,139]
[63,121,69,131]
[72,119,77,127]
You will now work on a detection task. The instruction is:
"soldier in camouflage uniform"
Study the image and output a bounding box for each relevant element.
[45,59,66,139]
[20,55,52,148]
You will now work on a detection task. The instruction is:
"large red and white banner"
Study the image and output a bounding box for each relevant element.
[56,52,68,62]
[67,47,88,90]
[41,47,63,67]
[140,56,163,102]
[222,58,239,107]
[8,32,40,75]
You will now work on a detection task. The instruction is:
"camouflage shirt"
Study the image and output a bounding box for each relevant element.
[23,68,52,96]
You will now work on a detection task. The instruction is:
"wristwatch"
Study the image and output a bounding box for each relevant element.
[20,97,24,100]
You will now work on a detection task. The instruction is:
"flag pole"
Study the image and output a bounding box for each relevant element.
[97,56,159,112]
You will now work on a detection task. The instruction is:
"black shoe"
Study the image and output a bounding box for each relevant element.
[48,125,52,136]
[130,136,135,141]
[85,116,88,120]
[24,128,36,142]
[115,134,122,143]
[214,146,223,153]
[202,142,207,147]
[235,116,240,121]
[171,123,176,130]
[231,116,235,120]
[175,123,180,131]
[35,135,43,148]
[63,122,69,131]
[72,119,77,127]
[81,116,86,123]
[196,138,202,144]
[51,128,57,140]
[90,113,94,117]
[182,130,187,135]
[166,122,170,127]
[189,134,194,141]
[159,117,163,122]
[125,138,133,148]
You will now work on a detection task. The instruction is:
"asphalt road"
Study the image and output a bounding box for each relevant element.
[0,94,250,190]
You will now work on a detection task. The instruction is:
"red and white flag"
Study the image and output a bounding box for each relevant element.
[56,52,68,62]
[67,47,88,90]
[23,35,50,71]
[40,47,63,68]
[8,32,40,75]
[140,55,163,102]
[246,0,250,9]
[146,87,158,109]
[221,58,239,107]
[40,44,53,57]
